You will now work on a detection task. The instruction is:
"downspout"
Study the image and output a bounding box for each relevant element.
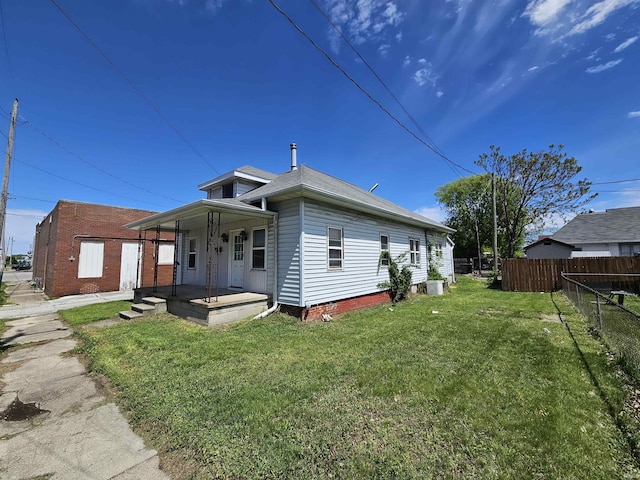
[254,211,279,319]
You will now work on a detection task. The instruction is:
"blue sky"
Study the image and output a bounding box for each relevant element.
[1,0,639,255]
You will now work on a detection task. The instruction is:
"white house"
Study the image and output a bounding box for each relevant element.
[126,145,455,322]
[527,207,640,258]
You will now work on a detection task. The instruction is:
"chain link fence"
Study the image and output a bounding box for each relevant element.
[562,273,640,380]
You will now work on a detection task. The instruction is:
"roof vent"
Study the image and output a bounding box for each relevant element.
[290,143,297,171]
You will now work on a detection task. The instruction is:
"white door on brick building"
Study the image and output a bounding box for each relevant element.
[120,242,140,290]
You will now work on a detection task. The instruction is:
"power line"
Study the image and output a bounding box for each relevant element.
[11,194,57,203]
[21,116,186,204]
[50,0,219,175]
[15,156,168,208]
[0,0,11,77]
[270,0,476,177]
[592,178,640,185]
[308,0,450,162]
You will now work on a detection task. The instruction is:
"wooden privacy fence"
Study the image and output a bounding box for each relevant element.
[501,257,640,292]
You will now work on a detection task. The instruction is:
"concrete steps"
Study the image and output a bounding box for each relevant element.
[119,297,167,321]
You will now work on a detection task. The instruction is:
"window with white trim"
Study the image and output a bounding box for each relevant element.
[188,238,197,269]
[328,227,343,270]
[409,238,420,265]
[252,228,266,269]
[380,234,390,266]
[78,241,104,278]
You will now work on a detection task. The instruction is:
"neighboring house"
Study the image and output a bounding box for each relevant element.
[524,207,640,259]
[552,207,640,257]
[126,145,455,320]
[524,237,577,259]
[33,201,174,298]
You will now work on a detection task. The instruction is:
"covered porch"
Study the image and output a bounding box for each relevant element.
[125,199,277,326]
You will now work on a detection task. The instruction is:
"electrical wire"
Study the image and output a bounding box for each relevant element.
[308,0,452,164]
[592,178,640,185]
[0,0,11,77]
[15,156,169,209]
[10,195,57,203]
[50,0,219,174]
[21,116,186,203]
[270,0,476,177]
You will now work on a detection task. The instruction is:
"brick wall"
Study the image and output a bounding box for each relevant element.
[280,290,392,321]
[33,201,174,298]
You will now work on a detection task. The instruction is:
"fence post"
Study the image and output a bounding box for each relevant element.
[595,294,603,331]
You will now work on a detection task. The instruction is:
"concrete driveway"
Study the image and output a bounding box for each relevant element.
[1,276,168,479]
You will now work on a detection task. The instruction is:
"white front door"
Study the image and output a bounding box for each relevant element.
[119,242,140,290]
[229,230,245,289]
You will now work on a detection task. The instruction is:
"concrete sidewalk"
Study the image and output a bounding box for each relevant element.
[0,289,134,319]
[0,295,168,478]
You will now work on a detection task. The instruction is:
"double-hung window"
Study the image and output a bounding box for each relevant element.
[188,238,197,269]
[409,238,420,266]
[380,234,390,266]
[328,227,343,270]
[252,228,266,269]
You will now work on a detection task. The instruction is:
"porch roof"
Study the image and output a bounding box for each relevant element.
[124,199,276,232]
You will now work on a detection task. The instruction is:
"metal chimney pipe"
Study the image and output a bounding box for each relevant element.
[290,143,297,171]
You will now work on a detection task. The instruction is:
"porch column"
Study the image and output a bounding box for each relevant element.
[172,220,180,297]
[136,230,143,289]
[153,225,160,293]
[205,211,220,303]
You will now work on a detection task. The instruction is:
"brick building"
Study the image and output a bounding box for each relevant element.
[33,201,174,298]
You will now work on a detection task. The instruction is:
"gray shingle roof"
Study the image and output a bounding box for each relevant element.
[239,165,454,233]
[552,207,640,244]
[234,165,278,180]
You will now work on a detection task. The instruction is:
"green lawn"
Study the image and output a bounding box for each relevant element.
[77,278,640,479]
[58,300,132,326]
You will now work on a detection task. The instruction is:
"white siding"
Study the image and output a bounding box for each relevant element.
[181,218,270,294]
[301,200,429,306]
[208,186,223,199]
[275,199,302,306]
[78,241,104,278]
[236,180,261,197]
[426,232,454,281]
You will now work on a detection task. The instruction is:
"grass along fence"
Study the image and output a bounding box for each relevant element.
[562,273,640,381]
[502,256,640,292]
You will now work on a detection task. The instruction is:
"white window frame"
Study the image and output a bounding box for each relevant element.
[158,244,175,265]
[409,237,420,266]
[251,228,266,270]
[327,226,343,270]
[187,237,197,269]
[380,234,390,267]
[78,241,104,278]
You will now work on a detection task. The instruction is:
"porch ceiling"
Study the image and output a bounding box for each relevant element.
[125,199,276,232]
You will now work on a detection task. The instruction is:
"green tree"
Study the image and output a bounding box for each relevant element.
[435,175,492,260]
[476,144,596,258]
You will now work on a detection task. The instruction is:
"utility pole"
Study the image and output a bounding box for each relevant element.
[0,98,18,271]
[492,172,498,279]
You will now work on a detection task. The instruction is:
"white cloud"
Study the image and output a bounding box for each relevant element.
[528,65,539,71]
[412,65,437,87]
[585,58,622,73]
[523,0,572,27]
[614,35,638,52]
[436,90,444,97]
[415,206,446,222]
[628,111,640,118]
[395,31,403,42]
[569,0,638,36]
[378,44,390,56]
[324,0,405,50]
[418,58,428,65]
[402,55,411,67]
